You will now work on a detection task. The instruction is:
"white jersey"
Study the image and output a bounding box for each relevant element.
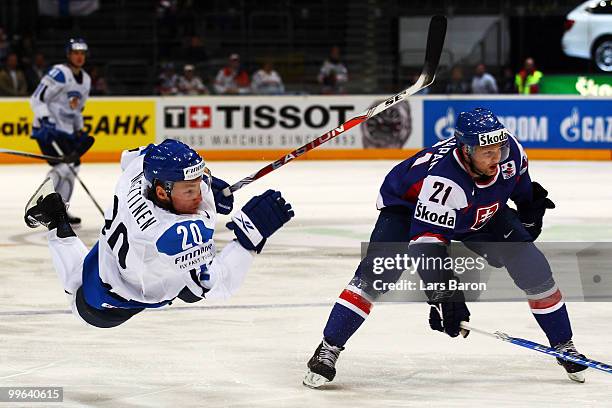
[88,147,254,308]
[30,63,91,134]
[251,69,284,95]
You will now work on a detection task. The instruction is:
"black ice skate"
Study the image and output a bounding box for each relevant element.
[303,339,344,388]
[24,178,75,238]
[554,339,587,383]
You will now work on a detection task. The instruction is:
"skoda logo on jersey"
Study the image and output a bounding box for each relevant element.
[478,129,508,146]
[434,107,456,141]
[183,161,206,180]
[414,201,456,228]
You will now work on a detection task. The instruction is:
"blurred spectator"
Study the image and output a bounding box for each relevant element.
[12,34,35,63]
[499,66,516,94]
[25,52,47,93]
[251,60,284,95]
[445,66,470,94]
[214,53,250,94]
[318,46,348,94]
[515,57,542,94]
[0,28,9,63]
[178,64,209,95]
[157,62,179,95]
[90,66,109,95]
[471,63,498,94]
[0,53,27,96]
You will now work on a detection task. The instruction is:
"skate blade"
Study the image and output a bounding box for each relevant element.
[303,371,329,389]
[24,177,56,228]
[567,371,585,383]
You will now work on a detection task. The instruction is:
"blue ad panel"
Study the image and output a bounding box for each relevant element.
[424,99,612,149]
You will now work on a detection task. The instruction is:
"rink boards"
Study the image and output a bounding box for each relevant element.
[1,95,611,163]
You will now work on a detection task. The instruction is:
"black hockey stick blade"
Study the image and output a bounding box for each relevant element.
[421,15,447,87]
[366,14,447,119]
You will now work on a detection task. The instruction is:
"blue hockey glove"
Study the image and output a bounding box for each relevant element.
[226,189,294,253]
[211,176,234,215]
[517,182,555,240]
[31,117,57,143]
[62,131,95,163]
[428,286,471,338]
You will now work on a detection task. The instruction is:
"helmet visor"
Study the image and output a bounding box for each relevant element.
[472,139,510,162]
[500,141,510,161]
[202,167,212,190]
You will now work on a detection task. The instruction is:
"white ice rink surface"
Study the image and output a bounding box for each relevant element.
[1,160,611,408]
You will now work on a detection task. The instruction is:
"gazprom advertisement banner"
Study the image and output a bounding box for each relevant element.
[424,99,612,149]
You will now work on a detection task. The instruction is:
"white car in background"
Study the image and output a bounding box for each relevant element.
[562,0,612,71]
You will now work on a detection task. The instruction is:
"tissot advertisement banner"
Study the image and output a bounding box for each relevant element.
[157,96,423,150]
[424,98,612,149]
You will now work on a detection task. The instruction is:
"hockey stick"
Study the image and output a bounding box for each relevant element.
[51,140,105,216]
[222,15,448,196]
[0,148,65,163]
[460,322,612,375]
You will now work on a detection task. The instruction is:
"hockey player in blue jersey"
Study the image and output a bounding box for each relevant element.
[30,38,95,226]
[24,139,294,328]
[304,107,588,387]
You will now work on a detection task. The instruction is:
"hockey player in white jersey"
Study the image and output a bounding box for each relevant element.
[24,139,294,328]
[30,37,94,226]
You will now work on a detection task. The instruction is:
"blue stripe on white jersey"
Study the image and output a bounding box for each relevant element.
[157,220,214,256]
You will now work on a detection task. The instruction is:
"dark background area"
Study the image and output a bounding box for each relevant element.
[0,0,607,95]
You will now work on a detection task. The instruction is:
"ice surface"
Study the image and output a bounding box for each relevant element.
[1,160,611,407]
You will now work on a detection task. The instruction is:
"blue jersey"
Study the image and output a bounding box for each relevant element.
[377,135,532,244]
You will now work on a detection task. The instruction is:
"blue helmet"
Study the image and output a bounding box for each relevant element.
[65,38,88,54]
[454,107,510,159]
[143,139,206,193]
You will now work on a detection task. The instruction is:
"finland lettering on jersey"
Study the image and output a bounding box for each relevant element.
[157,219,215,271]
[378,134,532,242]
[30,64,91,133]
[183,161,206,179]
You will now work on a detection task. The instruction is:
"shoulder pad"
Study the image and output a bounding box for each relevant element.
[46,66,66,83]
[418,175,469,209]
[156,219,213,256]
[120,144,154,171]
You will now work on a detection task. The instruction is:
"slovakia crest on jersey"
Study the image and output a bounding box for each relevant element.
[501,160,516,180]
